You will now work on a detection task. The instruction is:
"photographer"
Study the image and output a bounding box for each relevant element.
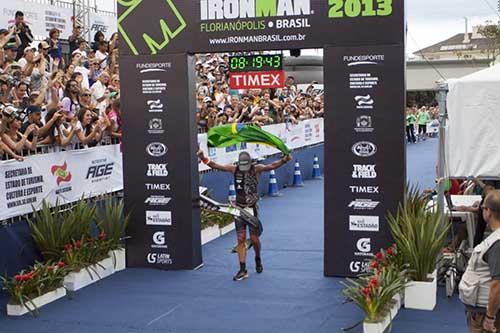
[11,11,34,59]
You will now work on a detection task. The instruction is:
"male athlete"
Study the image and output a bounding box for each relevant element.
[197,150,292,281]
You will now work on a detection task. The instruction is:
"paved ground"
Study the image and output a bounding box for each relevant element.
[1,138,466,333]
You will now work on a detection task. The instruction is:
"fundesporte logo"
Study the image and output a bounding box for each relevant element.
[51,162,72,185]
[118,0,187,55]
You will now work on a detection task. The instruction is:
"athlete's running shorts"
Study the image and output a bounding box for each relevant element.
[235,204,260,236]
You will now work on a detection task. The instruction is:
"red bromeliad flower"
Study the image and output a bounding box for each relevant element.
[98,232,106,241]
[57,261,65,268]
[14,275,22,282]
[362,287,371,297]
[370,261,379,270]
[47,266,54,273]
[375,252,384,261]
[64,244,73,252]
[75,240,82,249]
[386,247,394,256]
[369,277,378,289]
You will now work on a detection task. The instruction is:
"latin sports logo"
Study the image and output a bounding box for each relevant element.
[344,55,384,66]
[200,0,312,20]
[51,162,72,186]
[118,0,187,55]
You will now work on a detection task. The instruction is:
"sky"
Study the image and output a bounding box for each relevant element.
[95,0,499,56]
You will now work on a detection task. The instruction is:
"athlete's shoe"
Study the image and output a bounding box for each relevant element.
[255,257,263,274]
[233,269,249,281]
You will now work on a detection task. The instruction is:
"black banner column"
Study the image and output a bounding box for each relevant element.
[324,45,406,277]
[120,54,202,269]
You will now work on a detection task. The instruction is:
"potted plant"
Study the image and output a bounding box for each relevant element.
[96,197,130,271]
[28,200,95,261]
[342,263,406,333]
[1,261,68,316]
[62,233,115,291]
[387,186,449,311]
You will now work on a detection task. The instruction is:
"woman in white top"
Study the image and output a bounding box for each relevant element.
[74,107,103,147]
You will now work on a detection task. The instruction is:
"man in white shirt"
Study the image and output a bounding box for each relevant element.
[71,39,88,60]
[95,41,108,70]
[72,53,93,90]
[90,71,110,116]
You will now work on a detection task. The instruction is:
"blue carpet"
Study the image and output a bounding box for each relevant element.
[406,138,439,190]
[0,138,466,333]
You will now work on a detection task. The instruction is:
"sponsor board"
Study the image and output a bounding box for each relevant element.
[348,199,380,211]
[145,183,171,191]
[148,118,165,134]
[354,115,374,133]
[352,164,377,179]
[350,186,379,194]
[349,260,369,273]
[355,95,374,110]
[229,70,285,89]
[147,252,173,265]
[355,237,372,257]
[146,210,172,226]
[147,164,169,177]
[145,195,171,206]
[352,141,377,157]
[349,216,379,232]
[147,100,164,113]
[151,231,168,249]
[146,143,168,157]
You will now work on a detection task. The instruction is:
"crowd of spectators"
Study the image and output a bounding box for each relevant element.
[0,11,325,161]
[405,105,439,144]
[0,11,122,161]
[194,53,324,132]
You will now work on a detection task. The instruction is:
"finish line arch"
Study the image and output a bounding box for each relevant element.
[117,0,405,277]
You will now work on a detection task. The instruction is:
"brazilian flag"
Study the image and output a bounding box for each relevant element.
[207,123,290,155]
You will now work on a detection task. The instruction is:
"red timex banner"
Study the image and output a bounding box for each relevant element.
[229,70,285,89]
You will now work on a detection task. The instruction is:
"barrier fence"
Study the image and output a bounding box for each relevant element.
[0,119,325,224]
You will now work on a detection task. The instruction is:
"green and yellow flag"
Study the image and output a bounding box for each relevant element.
[207,123,290,155]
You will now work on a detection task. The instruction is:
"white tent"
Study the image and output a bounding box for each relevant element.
[445,64,500,179]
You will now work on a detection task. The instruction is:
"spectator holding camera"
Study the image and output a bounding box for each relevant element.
[10,11,33,59]
[0,110,38,153]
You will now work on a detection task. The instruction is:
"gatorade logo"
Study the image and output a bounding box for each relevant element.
[200,0,312,20]
[118,0,187,55]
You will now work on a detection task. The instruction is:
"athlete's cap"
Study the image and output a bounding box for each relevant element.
[238,152,252,172]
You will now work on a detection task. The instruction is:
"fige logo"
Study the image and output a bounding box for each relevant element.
[200,0,311,20]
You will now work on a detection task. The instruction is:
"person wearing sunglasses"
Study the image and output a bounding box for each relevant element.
[460,190,500,333]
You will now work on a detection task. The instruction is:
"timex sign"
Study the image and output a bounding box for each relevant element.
[229,71,285,89]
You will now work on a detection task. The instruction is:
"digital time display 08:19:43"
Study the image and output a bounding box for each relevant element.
[229,55,283,72]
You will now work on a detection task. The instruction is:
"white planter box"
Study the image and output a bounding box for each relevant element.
[393,293,402,311]
[404,270,437,311]
[363,313,391,333]
[110,248,126,272]
[220,223,235,236]
[201,225,220,245]
[63,256,115,291]
[7,287,66,316]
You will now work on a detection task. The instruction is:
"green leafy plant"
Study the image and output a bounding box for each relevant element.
[1,261,68,315]
[96,197,130,251]
[200,209,233,229]
[28,200,95,261]
[387,185,450,281]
